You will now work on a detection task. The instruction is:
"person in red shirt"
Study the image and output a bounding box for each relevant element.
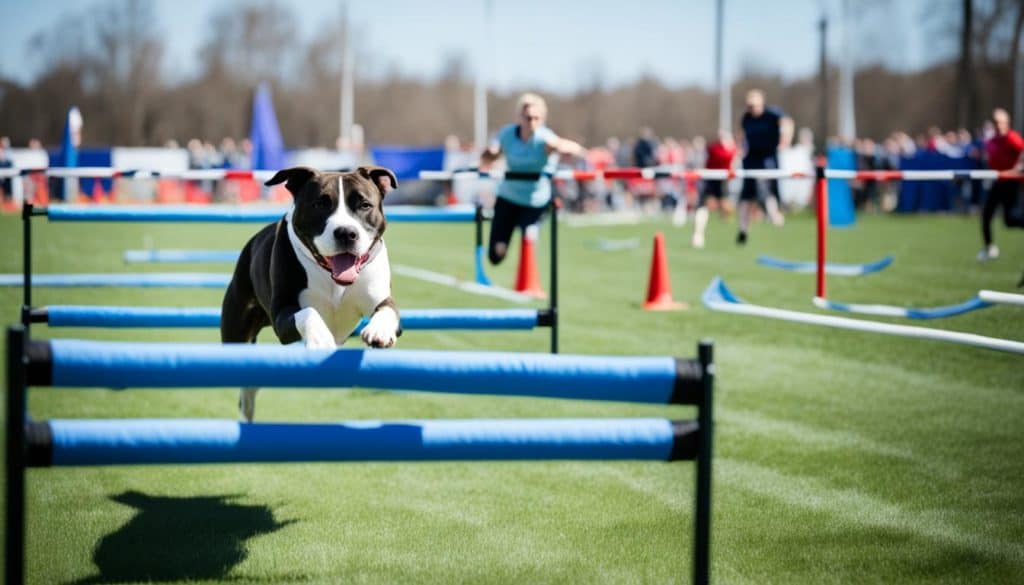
[691,130,737,248]
[978,108,1024,261]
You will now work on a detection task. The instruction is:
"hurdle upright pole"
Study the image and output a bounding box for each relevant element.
[6,327,27,585]
[550,197,559,354]
[815,159,828,299]
[21,202,32,329]
[474,203,492,286]
[693,339,714,585]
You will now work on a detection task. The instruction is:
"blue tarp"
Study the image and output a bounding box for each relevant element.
[48,147,113,199]
[896,151,975,213]
[371,145,445,181]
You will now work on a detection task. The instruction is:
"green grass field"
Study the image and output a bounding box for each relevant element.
[0,209,1022,584]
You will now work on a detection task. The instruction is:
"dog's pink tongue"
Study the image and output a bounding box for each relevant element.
[330,253,360,285]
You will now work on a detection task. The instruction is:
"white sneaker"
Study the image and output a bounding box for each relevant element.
[691,233,705,249]
[976,244,999,261]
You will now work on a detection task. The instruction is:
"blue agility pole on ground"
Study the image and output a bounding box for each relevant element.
[40,340,690,404]
[123,249,241,263]
[39,306,541,331]
[0,273,232,288]
[811,295,992,319]
[44,204,478,223]
[756,255,894,276]
[27,418,693,466]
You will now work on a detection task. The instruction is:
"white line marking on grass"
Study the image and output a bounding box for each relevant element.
[391,264,535,304]
[718,410,960,481]
[719,458,1024,562]
[719,410,914,460]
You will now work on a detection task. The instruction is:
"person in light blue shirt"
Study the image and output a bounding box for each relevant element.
[479,93,587,265]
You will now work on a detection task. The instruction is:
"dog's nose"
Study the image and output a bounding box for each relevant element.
[334,226,358,244]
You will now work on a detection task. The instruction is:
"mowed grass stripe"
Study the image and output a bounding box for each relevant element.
[719,457,1024,563]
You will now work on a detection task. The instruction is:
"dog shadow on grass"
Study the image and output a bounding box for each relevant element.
[70,490,295,584]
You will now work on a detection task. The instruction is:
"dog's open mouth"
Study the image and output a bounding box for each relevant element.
[327,252,367,285]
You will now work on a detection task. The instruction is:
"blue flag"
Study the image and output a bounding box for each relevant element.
[249,83,286,171]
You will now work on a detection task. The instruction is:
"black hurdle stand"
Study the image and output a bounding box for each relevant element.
[6,326,28,585]
[693,339,714,585]
[548,197,559,354]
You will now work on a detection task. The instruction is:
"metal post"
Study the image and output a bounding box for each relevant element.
[818,16,828,155]
[7,326,27,585]
[474,0,492,153]
[693,339,714,585]
[815,160,828,299]
[549,198,559,354]
[340,1,354,147]
[21,202,32,329]
[715,0,731,134]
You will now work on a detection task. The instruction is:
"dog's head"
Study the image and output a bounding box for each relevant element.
[266,166,398,285]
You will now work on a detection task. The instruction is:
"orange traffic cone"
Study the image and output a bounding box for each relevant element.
[643,231,687,311]
[91,180,107,204]
[514,227,547,299]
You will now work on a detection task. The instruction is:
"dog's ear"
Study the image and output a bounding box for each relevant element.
[265,167,318,195]
[358,166,398,197]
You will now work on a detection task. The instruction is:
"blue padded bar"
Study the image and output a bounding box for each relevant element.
[38,418,681,465]
[0,273,232,288]
[46,340,679,404]
[42,306,540,331]
[123,250,241,263]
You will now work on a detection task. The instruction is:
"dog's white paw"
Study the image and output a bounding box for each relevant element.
[239,388,258,422]
[361,307,399,348]
[296,308,336,350]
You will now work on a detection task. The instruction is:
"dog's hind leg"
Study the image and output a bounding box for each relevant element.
[222,248,270,422]
[239,386,259,423]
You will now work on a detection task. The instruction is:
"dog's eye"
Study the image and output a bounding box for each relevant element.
[359,201,374,211]
[314,196,332,210]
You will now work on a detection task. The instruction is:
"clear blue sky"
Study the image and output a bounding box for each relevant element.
[0,0,947,93]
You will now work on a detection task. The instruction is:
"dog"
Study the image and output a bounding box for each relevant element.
[221,166,402,421]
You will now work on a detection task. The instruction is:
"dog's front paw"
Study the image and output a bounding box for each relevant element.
[296,308,336,349]
[361,308,399,348]
[304,326,336,350]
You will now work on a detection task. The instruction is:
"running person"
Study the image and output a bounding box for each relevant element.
[738,89,788,244]
[691,130,737,248]
[479,93,586,265]
[978,108,1024,261]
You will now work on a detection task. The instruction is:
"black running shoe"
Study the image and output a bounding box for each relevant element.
[736,231,747,246]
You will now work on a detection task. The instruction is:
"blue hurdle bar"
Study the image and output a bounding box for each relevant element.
[41,204,480,223]
[28,339,703,405]
[24,418,697,466]
[32,306,548,331]
[123,249,241,263]
[0,273,232,288]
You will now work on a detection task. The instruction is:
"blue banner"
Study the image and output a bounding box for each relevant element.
[371,145,445,181]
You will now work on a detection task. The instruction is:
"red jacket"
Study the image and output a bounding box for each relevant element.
[986,130,1024,171]
[706,141,736,170]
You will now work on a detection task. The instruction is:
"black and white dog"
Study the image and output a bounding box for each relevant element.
[221,166,401,421]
